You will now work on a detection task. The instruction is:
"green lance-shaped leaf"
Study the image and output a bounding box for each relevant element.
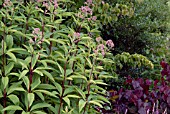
[67,75,87,82]
[8,29,28,38]
[66,95,80,98]
[54,19,65,24]
[34,90,56,98]
[5,35,13,49]
[63,87,75,96]
[6,51,17,62]
[56,62,64,75]
[21,111,30,114]
[41,70,54,82]
[32,111,47,114]
[95,95,110,104]
[53,82,62,96]
[7,86,25,95]
[63,97,70,107]
[79,99,86,113]
[31,54,39,69]
[0,90,3,98]
[8,94,20,105]
[85,57,92,68]
[2,76,9,89]
[48,38,66,44]
[30,103,51,111]
[33,69,43,76]
[7,48,27,54]
[19,70,29,80]
[89,100,103,108]
[5,62,14,75]
[94,80,107,86]
[3,105,23,111]
[75,88,86,100]
[23,76,29,91]
[31,77,41,91]
[1,40,7,53]
[35,92,44,101]
[37,84,56,90]
[66,69,73,76]
[28,93,35,107]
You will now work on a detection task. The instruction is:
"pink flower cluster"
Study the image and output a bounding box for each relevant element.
[106,39,114,48]
[79,6,93,15]
[76,0,98,22]
[37,0,58,9]
[94,39,114,56]
[97,44,105,56]
[87,16,97,21]
[73,32,81,44]
[73,32,80,38]
[102,1,105,4]
[32,28,42,39]
[85,0,92,5]
[96,37,102,42]
[29,28,44,44]
[3,0,12,7]
[94,36,105,56]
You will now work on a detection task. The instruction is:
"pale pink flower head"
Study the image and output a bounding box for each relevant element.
[43,1,49,9]
[102,1,105,4]
[106,40,114,48]
[80,6,92,15]
[38,41,42,44]
[92,16,97,21]
[73,32,80,38]
[73,38,80,44]
[96,37,102,42]
[95,44,106,57]
[29,39,34,44]
[68,34,71,37]
[32,28,42,41]
[97,44,105,50]
[3,0,12,7]
[35,6,39,10]
[54,0,58,9]
[88,18,91,21]
[32,28,40,35]
[94,49,98,54]
[86,0,92,5]
[79,14,84,19]
[101,50,105,56]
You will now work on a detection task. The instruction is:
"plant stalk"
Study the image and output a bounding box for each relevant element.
[58,60,67,114]
[83,57,96,114]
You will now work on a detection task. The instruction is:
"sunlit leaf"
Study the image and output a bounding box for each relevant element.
[30,103,51,111]
[79,99,86,113]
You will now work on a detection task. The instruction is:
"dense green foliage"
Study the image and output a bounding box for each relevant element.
[0,0,169,114]
[0,0,116,113]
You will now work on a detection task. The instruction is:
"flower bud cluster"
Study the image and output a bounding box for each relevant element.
[3,0,12,7]
[29,28,44,45]
[94,37,114,57]
[94,37,105,56]
[36,0,58,11]
[106,40,114,48]
[76,0,97,22]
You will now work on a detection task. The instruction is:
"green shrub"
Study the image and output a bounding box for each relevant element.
[101,0,169,55]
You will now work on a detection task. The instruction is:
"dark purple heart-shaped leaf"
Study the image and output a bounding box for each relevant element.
[132,80,140,89]
[138,107,146,114]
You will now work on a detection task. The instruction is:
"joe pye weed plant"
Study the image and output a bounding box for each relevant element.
[0,0,115,114]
